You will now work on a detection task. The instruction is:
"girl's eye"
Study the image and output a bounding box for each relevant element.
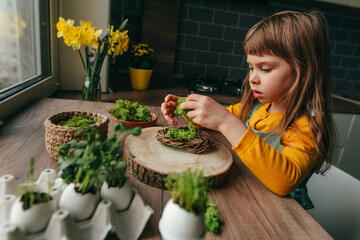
[261,68,271,72]
[248,67,253,71]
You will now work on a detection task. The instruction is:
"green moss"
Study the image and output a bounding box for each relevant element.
[165,123,196,141]
[174,96,190,117]
[108,99,152,122]
[205,201,222,234]
[58,115,98,128]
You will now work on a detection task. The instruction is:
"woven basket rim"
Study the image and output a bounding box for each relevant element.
[156,127,215,154]
[44,111,109,130]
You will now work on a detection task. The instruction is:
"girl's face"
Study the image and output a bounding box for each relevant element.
[247,54,295,113]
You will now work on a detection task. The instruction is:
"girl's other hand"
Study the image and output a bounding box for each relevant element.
[161,94,179,125]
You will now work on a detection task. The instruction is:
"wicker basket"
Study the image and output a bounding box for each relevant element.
[44,111,109,160]
[156,127,215,154]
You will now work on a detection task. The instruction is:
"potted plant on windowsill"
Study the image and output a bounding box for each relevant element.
[100,123,141,211]
[159,169,209,239]
[9,158,56,234]
[128,43,157,90]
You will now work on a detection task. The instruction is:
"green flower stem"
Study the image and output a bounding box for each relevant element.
[78,50,86,70]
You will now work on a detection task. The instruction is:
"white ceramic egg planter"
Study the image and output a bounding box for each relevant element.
[0,169,154,240]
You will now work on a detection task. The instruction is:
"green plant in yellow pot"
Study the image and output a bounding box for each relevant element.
[128,43,157,90]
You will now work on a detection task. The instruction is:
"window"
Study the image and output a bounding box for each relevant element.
[0,0,58,121]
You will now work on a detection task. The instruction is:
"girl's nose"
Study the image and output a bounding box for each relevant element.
[249,71,259,85]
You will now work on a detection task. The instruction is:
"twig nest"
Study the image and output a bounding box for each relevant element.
[44,111,109,160]
[156,127,215,154]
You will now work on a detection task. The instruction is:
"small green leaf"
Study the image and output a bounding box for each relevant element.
[119,18,128,31]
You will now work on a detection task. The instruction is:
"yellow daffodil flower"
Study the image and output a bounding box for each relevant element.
[56,17,74,38]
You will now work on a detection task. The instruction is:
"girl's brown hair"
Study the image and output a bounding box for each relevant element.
[240,11,334,174]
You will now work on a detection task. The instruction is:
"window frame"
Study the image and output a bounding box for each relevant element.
[0,0,59,121]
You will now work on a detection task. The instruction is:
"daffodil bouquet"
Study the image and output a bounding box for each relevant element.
[56,17,129,101]
[128,43,157,70]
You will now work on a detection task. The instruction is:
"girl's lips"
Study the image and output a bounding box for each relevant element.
[252,90,263,98]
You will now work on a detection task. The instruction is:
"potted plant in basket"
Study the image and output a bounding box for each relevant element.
[107,98,157,128]
[56,17,129,101]
[44,111,109,160]
[128,43,157,90]
[100,123,141,211]
[10,158,56,234]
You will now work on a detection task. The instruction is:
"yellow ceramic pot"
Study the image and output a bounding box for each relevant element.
[129,67,153,90]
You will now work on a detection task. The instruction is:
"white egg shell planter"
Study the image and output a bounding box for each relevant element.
[0,169,154,240]
[159,199,206,240]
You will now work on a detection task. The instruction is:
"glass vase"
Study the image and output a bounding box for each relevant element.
[82,75,101,101]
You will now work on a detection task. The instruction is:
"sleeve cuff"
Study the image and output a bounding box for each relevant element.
[232,128,258,156]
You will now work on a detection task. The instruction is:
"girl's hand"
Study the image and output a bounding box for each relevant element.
[161,94,179,125]
[180,94,231,131]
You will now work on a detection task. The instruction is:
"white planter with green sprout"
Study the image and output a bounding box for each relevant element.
[9,158,56,234]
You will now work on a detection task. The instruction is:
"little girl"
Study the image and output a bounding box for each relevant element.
[161,11,334,210]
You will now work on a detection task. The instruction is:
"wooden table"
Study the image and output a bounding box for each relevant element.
[0,98,332,239]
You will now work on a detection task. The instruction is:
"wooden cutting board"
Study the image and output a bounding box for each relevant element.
[123,127,233,189]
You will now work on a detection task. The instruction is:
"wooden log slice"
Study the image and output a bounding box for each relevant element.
[123,127,233,189]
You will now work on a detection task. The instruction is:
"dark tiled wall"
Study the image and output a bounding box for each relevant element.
[173,0,360,96]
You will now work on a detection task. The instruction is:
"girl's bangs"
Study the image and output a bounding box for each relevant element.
[243,25,276,57]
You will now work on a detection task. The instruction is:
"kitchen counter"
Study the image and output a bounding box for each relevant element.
[0,98,331,239]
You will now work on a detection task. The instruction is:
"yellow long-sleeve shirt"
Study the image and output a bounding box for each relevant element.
[227,102,318,196]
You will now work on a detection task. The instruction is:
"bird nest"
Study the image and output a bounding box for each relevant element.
[156,127,215,154]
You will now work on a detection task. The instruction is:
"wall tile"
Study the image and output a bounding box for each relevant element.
[234,42,244,55]
[329,29,348,42]
[175,49,195,62]
[347,69,360,80]
[182,63,205,75]
[331,55,342,67]
[252,3,277,17]
[348,32,360,44]
[341,57,360,68]
[334,43,355,55]
[203,0,227,10]
[179,5,188,19]
[185,36,209,50]
[178,20,198,34]
[238,15,263,28]
[220,54,243,67]
[176,34,184,48]
[210,39,233,53]
[326,13,343,28]
[214,11,238,26]
[230,68,247,80]
[195,51,219,65]
[206,66,229,78]
[199,23,223,38]
[182,0,201,6]
[188,7,213,23]
[341,16,360,31]
[332,67,348,79]
[228,0,252,14]
[224,27,247,41]
[334,79,354,91]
